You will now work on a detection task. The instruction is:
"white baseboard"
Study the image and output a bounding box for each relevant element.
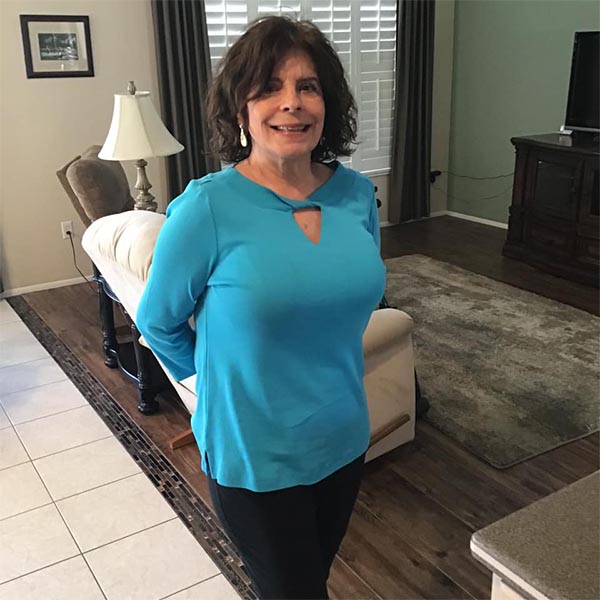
[443,211,508,229]
[0,275,93,299]
[381,211,507,230]
[380,216,437,227]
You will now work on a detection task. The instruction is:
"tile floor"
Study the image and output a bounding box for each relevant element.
[0,299,240,599]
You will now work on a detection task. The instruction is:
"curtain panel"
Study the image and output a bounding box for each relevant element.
[389,0,436,223]
[151,0,221,201]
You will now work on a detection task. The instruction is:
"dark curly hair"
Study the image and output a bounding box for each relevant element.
[206,16,357,164]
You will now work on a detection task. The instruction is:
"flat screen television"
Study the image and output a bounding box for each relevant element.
[564,31,599,133]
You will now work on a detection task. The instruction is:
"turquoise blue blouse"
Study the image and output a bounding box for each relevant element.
[136,162,386,491]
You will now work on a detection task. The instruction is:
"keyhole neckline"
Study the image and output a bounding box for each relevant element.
[292,207,323,246]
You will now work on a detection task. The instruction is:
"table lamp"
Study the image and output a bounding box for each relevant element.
[99,81,183,211]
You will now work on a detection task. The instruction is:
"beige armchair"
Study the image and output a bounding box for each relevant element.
[56,145,134,225]
[82,210,416,462]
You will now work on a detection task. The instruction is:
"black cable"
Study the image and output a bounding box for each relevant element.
[441,170,514,181]
[67,231,96,294]
[433,183,514,203]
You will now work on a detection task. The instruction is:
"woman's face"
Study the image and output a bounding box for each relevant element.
[242,51,325,164]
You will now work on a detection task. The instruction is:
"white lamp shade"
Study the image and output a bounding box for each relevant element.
[99,91,184,160]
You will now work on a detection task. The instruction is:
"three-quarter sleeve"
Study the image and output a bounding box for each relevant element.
[136,181,217,382]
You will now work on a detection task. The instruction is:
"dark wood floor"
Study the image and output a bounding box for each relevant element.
[23,216,599,600]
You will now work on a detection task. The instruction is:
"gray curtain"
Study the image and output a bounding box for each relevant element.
[151,0,220,201]
[389,0,435,223]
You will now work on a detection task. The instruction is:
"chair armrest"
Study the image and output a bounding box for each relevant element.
[82,211,165,283]
[363,308,414,375]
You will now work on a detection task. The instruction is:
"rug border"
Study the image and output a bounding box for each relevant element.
[385,254,599,318]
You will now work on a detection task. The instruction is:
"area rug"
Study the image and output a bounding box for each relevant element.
[7,296,256,600]
[384,254,600,468]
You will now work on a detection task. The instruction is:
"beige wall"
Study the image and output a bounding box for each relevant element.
[374,0,455,225]
[0,0,166,294]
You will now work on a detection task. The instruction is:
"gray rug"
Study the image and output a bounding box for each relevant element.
[384,255,600,468]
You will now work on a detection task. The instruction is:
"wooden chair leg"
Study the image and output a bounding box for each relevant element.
[170,428,196,450]
[369,413,410,447]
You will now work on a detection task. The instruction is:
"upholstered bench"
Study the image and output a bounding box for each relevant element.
[82,210,416,462]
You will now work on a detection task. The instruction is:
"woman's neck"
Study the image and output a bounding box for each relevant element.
[238,153,327,201]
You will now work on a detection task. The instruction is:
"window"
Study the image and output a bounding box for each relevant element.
[205,0,397,175]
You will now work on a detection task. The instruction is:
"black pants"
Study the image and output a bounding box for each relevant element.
[207,453,365,599]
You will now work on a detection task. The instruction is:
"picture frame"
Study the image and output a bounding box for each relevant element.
[20,15,94,79]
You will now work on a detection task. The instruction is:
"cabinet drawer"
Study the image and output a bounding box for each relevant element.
[525,152,582,222]
[525,220,573,255]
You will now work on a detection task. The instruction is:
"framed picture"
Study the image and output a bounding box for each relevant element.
[20,15,94,78]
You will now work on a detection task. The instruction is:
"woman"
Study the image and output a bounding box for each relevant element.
[136,15,386,599]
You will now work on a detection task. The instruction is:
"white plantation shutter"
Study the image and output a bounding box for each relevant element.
[255,1,302,19]
[355,0,396,173]
[306,0,352,77]
[205,0,397,174]
[205,0,249,73]
[304,0,353,169]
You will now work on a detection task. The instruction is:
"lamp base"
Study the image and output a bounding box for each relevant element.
[134,158,157,212]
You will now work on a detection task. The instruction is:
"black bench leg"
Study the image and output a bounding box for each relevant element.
[131,322,160,415]
[94,265,118,369]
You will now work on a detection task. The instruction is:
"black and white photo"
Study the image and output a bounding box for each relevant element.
[38,33,79,61]
[20,15,94,78]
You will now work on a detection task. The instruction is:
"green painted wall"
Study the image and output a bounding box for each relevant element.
[448,0,599,223]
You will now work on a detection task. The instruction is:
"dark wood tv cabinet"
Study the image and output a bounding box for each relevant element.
[503,133,599,287]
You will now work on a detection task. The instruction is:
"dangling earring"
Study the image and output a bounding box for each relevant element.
[239,124,248,148]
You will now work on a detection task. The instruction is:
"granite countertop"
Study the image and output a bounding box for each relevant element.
[471,471,599,600]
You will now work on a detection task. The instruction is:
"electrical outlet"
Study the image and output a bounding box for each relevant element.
[61,220,73,240]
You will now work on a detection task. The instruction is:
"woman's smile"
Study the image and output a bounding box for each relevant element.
[269,123,313,139]
[270,124,311,132]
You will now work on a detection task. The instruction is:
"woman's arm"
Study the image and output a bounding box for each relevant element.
[136,181,217,382]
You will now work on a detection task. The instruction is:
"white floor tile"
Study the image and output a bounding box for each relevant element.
[0,462,51,521]
[164,575,241,600]
[0,357,67,397]
[0,302,20,325]
[0,427,29,470]
[0,555,104,600]
[0,302,229,599]
[0,406,9,430]
[0,379,88,425]
[34,436,141,501]
[57,472,177,552]
[0,319,28,339]
[15,405,112,460]
[86,519,219,600]
[0,322,49,369]
[0,504,79,584]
